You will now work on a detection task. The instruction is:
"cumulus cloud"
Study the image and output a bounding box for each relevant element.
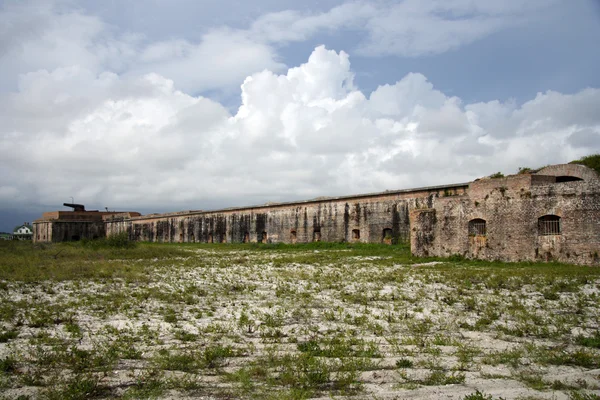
[1,45,599,214]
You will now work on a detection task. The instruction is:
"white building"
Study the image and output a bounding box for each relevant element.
[13,223,33,240]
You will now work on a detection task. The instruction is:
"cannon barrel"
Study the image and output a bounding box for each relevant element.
[63,203,86,212]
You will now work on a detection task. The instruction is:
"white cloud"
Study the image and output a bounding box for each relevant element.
[131,30,285,94]
[0,2,284,95]
[247,0,559,57]
[1,46,599,213]
[248,2,376,44]
[0,0,566,105]
[0,1,138,91]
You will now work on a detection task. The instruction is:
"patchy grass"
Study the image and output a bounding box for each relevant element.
[0,240,599,399]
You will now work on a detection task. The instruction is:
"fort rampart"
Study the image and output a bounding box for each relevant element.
[33,164,600,265]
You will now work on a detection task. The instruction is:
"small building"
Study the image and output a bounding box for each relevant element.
[33,204,140,242]
[13,223,33,240]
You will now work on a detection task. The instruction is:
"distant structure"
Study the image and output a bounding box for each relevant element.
[33,163,600,265]
[13,223,33,240]
[0,232,14,241]
[33,204,140,242]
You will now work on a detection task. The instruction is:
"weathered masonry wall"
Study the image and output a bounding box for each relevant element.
[104,186,468,245]
[34,221,106,243]
[33,163,600,265]
[33,211,139,243]
[410,164,600,265]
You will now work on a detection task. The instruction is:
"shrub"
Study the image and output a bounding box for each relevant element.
[462,390,505,400]
[518,167,533,174]
[576,331,600,349]
[570,154,600,174]
[396,358,413,368]
[0,356,16,373]
[105,232,136,249]
[81,232,136,249]
[0,329,18,343]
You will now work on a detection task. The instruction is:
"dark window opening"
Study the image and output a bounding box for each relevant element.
[191,233,195,242]
[243,232,249,243]
[290,230,297,244]
[382,228,393,245]
[556,176,583,183]
[179,233,183,242]
[71,235,80,241]
[352,229,360,240]
[468,219,487,236]
[313,229,321,242]
[260,231,267,243]
[538,215,561,235]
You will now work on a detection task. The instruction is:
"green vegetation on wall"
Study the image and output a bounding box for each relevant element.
[570,154,600,174]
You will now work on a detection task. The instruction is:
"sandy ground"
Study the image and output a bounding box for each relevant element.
[1,247,599,399]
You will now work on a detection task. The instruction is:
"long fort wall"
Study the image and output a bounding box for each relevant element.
[33,164,600,265]
[104,184,467,245]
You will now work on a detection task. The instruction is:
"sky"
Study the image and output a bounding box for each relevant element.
[1,0,600,232]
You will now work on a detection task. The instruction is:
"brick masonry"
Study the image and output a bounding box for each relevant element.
[410,164,600,265]
[33,164,600,265]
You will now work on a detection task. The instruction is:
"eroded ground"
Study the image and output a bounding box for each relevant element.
[0,242,599,399]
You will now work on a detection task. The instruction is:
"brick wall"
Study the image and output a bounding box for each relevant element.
[410,165,600,265]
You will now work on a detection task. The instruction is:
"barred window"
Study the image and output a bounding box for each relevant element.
[468,219,487,236]
[538,215,561,235]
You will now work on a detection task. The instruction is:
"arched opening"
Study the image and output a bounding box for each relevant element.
[468,219,487,237]
[243,232,249,243]
[208,233,213,243]
[313,228,321,242]
[260,231,267,243]
[538,215,561,235]
[290,230,297,244]
[352,229,360,241]
[382,228,393,245]
[556,176,583,183]
[179,233,183,243]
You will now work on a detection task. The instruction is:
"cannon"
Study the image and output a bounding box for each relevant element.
[63,203,86,212]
